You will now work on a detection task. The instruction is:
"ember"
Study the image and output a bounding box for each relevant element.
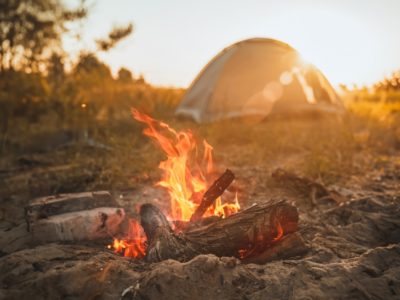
[109,219,146,258]
[273,220,284,242]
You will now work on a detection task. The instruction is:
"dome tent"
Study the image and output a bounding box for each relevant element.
[175,38,344,123]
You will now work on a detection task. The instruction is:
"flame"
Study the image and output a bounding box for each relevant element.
[273,220,284,242]
[108,219,146,258]
[213,192,240,218]
[203,140,213,175]
[110,110,240,258]
[132,109,240,221]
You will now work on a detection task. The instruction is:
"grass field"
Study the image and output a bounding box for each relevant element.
[1,90,400,205]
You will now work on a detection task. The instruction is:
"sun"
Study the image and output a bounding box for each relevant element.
[265,5,382,87]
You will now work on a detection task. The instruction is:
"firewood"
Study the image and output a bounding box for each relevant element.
[190,169,235,222]
[173,215,221,232]
[140,200,299,263]
[31,207,125,243]
[242,232,308,264]
[25,191,117,230]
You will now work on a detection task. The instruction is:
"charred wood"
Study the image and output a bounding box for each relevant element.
[190,169,235,222]
[140,200,299,263]
[242,232,308,264]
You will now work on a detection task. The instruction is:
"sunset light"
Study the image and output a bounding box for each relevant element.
[3,1,400,298]
[63,0,400,88]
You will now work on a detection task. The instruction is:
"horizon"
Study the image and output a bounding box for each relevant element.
[64,0,400,88]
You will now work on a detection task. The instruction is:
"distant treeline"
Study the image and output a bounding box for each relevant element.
[0,54,183,136]
[0,0,184,152]
[373,71,400,92]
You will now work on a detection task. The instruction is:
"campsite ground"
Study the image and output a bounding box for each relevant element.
[1,99,400,299]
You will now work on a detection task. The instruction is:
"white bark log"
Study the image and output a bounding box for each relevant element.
[31,207,125,243]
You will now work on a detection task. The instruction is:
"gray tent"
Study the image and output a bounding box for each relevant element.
[176,38,343,123]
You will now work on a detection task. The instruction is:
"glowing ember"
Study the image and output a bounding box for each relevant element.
[238,219,284,259]
[110,110,240,257]
[108,219,146,258]
[273,220,284,242]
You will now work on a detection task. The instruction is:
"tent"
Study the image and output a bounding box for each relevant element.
[175,38,344,123]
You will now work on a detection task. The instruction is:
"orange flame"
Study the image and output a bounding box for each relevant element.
[132,109,240,221]
[110,110,240,258]
[273,220,284,242]
[108,219,146,258]
[203,140,214,175]
[213,192,240,218]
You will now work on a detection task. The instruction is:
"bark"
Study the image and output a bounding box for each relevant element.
[31,207,125,243]
[25,191,116,230]
[190,169,235,222]
[140,200,299,263]
[242,232,308,264]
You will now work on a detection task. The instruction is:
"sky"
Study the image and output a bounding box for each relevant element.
[64,0,400,88]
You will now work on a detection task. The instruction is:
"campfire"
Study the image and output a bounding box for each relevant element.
[105,110,306,263]
[24,109,307,265]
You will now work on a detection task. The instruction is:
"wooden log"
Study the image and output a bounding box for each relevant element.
[140,204,195,262]
[173,216,221,232]
[25,191,118,230]
[31,207,125,243]
[242,232,308,264]
[140,200,299,263]
[190,169,235,222]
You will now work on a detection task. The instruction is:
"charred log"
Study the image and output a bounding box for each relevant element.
[140,204,198,262]
[173,215,221,232]
[242,232,308,264]
[190,169,235,222]
[140,200,299,263]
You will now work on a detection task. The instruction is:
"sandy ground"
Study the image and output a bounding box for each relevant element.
[0,131,400,299]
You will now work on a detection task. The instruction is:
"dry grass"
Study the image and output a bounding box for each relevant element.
[1,95,400,200]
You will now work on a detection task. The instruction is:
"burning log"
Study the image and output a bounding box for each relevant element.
[113,112,305,263]
[190,169,235,222]
[140,200,300,263]
[242,232,308,264]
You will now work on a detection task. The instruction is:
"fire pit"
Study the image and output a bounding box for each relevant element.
[23,110,307,264]
[4,110,399,300]
[100,110,306,263]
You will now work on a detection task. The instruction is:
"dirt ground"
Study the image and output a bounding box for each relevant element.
[1,115,400,299]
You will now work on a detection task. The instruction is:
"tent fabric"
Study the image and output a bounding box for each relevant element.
[175,38,344,123]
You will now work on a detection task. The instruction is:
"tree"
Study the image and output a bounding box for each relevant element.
[73,52,112,79]
[96,23,133,52]
[0,0,87,73]
[48,52,65,87]
[117,67,133,83]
